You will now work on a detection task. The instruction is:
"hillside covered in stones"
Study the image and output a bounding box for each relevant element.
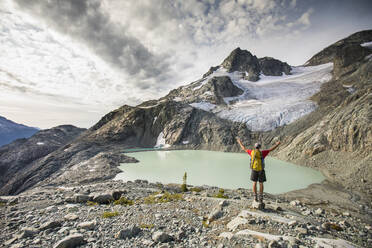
[1,180,371,248]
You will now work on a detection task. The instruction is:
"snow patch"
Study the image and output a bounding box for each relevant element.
[361,41,372,49]
[154,132,170,148]
[364,54,372,61]
[190,102,216,112]
[173,97,183,102]
[153,116,158,125]
[343,85,356,94]
[37,142,44,145]
[182,140,189,144]
[192,78,209,90]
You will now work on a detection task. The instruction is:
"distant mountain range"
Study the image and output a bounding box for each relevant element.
[0,116,39,147]
[0,30,371,201]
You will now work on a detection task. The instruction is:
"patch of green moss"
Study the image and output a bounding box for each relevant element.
[213,188,228,199]
[330,223,343,231]
[140,223,154,229]
[102,211,120,218]
[87,201,98,206]
[202,220,210,228]
[143,192,184,204]
[190,187,202,192]
[0,202,6,207]
[114,197,134,206]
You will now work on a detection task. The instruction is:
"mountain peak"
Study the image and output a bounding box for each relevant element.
[221,47,260,81]
[0,115,39,147]
[210,47,292,81]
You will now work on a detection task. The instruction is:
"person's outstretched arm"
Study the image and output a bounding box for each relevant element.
[236,137,247,151]
[268,141,281,152]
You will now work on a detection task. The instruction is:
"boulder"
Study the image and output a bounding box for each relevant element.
[115,225,141,239]
[64,214,79,221]
[73,194,91,203]
[111,191,123,201]
[77,221,96,231]
[252,200,265,210]
[17,227,38,239]
[208,207,223,222]
[219,232,234,240]
[40,221,62,231]
[91,193,114,204]
[227,217,248,231]
[152,231,174,243]
[53,234,86,248]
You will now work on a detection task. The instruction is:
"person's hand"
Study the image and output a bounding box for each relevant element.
[276,141,281,146]
[236,137,241,142]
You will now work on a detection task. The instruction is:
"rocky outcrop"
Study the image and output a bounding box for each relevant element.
[85,100,250,150]
[219,47,292,80]
[333,44,371,79]
[165,76,243,105]
[202,66,220,78]
[0,116,39,147]
[258,57,291,76]
[305,30,372,66]
[0,125,86,195]
[221,47,261,81]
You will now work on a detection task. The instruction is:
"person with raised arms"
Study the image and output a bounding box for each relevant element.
[236,138,281,203]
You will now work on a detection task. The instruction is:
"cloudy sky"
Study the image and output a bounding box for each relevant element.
[0,0,371,129]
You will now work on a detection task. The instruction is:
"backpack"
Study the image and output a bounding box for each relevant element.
[250,149,265,171]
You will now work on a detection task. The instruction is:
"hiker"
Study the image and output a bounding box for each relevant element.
[236,138,281,203]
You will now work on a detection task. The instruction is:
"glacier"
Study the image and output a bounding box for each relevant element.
[190,63,333,131]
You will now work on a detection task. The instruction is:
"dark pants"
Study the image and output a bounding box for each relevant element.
[250,169,266,182]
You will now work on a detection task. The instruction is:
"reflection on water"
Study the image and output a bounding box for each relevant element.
[115,150,324,194]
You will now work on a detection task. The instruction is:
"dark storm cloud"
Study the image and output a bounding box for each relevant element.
[13,0,170,80]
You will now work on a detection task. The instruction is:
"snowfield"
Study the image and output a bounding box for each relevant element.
[190,63,333,131]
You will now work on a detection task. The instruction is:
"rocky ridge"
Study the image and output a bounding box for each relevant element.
[0,116,38,147]
[274,30,372,200]
[0,180,371,248]
[220,48,291,81]
[0,125,86,195]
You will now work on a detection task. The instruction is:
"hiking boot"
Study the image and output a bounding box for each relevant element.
[259,194,264,203]
[254,194,258,202]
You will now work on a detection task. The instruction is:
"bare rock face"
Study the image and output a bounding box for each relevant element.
[221,47,260,81]
[0,125,86,195]
[259,57,291,76]
[333,44,370,79]
[165,76,243,105]
[305,29,372,66]
[203,66,220,78]
[86,100,251,152]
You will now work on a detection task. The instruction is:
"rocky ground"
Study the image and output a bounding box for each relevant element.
[1,180,371,248]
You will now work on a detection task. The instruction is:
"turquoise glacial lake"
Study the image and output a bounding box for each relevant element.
[116,150,324,194]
